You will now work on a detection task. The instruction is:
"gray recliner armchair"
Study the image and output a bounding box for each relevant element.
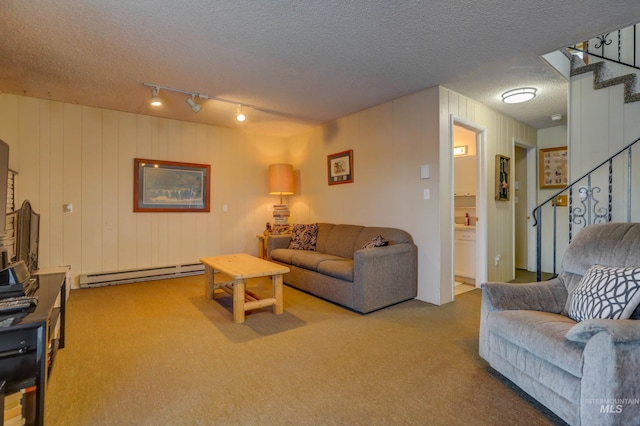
[480,222,640,426]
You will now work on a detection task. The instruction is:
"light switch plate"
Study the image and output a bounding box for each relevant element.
[420,165,430,179]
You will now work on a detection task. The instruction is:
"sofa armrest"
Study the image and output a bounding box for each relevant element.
[481,278,567,314]
[567,318,640,343]
[266,235,291,257]
[580,329,640,424]
[352,243,417,313]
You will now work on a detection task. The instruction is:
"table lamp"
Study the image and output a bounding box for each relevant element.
[268,164,294,234]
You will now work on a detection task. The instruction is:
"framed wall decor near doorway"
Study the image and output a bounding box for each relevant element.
[495,154,510,201]
[539,146,568,189]
[134,158,211,212]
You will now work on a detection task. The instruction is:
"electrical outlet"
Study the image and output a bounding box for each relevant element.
[494,254,501,266]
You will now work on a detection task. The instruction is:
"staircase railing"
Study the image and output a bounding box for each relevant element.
[532,137,640,281]
[570,23,640,71]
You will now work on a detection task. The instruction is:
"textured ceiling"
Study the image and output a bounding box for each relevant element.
[2,1,640,136]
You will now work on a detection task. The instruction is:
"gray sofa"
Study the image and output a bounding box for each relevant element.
[266,223,417,313]
[480,222,640,425]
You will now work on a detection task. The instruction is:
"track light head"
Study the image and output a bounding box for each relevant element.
[186,95,202,113]
[150,86,162,107]
[236,105,246,122]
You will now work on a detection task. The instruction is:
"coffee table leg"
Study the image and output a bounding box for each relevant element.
[273,274,283,315]
[204,266,215,299]
[233,278,246,323]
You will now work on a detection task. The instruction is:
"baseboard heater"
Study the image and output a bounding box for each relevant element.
[79,263,204,288]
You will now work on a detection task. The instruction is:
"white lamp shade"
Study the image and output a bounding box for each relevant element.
[268,164,295,195]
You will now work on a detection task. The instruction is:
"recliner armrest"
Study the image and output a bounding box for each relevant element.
[566,318,640,343]
[482,278,567,313]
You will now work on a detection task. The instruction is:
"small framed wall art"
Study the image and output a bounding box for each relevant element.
[495,154,510,201]
[327,149,353,185]
[539,146,568,189]
[134,158,211,212]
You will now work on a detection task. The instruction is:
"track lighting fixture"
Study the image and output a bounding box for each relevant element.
[236,105,246,122]
[186,95,202,113]
[150,86,162,107]
[143,82,260,122]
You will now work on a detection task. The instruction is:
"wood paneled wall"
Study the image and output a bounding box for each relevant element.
[0,94,289,288]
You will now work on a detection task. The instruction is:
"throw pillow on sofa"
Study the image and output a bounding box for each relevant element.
[288,223,318,250]
[568,264,640,322]
[361,235,389,249]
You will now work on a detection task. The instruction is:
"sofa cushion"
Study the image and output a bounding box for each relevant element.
[355,226,413,249]
[324,225,364,259]
[561,223,640,277]
[317,259,354,282]
[488,310,584,378]
[270,248,298,265]
[291,251,344,271]
[568,265,640,322]
[314,223,335,253]
[288,223,318,250]
[361,235,389,249]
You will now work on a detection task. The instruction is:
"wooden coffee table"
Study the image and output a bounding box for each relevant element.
[199,253,290,323]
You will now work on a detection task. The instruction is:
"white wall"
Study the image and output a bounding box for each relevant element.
[0,93,290,288]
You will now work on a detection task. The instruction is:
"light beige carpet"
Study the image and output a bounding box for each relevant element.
[45,276,565,425]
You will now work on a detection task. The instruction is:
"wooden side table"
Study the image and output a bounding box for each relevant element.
[256,234,268,259]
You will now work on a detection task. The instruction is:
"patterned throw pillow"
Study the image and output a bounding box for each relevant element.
[361,235,389,250]
[568,265,640,322]
[288,223,318,250]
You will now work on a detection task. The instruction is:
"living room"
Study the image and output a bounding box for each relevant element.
[3,2,640,425]
[0,85,537,306]
[5,2,639,304]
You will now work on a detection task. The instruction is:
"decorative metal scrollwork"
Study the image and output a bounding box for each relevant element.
[594,33,612,49]
[572,186,609,228]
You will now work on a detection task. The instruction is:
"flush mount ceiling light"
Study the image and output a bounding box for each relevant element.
[186,95,202,113]
[236,105,246,122]
[502,87,537,104]
[150,86,162,107]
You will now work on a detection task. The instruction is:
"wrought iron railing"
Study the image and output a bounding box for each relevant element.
[532,137,640,281]
[570,23,640,71]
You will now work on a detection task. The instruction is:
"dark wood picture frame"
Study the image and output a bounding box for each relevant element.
[495,154,510,201]
[327,149,354,185]
[134,158,211,212]
[539,146,568,189]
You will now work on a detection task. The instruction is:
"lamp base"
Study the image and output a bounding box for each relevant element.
[271,204,291,234]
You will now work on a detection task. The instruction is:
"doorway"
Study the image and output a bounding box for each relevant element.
[513,141,537,273]
[452,118,487,297]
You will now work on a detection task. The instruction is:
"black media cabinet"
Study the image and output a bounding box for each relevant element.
[0,272,66,425]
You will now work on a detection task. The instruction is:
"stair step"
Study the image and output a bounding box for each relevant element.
[568,49,640,104]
